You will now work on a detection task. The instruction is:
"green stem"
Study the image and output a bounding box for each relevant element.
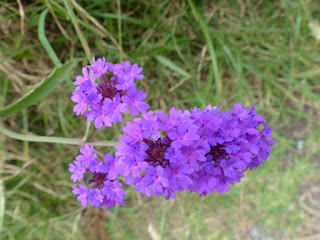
[82,120,92,142]
[22,109,29,160]
[0,124,119,147]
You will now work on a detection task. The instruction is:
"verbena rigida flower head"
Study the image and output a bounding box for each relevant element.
[187,103,274,195]
[114,103,274,200]
[69,144,126,208]
[71,57,149,129]
[70,103,273,208]
[115,107,201,199]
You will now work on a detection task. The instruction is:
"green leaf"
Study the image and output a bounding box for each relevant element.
[0,61,75,118]
[38,9,74,89]
[38,9,61,67]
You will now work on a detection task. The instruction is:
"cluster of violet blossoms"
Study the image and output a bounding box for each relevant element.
[71,57,149,129]
[70,58,274,209]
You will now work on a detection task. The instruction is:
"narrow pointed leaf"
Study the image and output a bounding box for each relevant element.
[0,61,75,118]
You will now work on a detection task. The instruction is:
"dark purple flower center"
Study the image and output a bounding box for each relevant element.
[143,138,170,168]
[87,172,107,188]
[208,144,228,164]
[97,83,118,100]
[97,74,127,101]
[97,75,118,100]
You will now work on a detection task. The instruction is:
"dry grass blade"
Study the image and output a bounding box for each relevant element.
[32,182,57,196]
[197,45,208,87]
[46,0,71,41]
[16,0,24,35]
[297,233,320,240]
[70,0,122,54]
[63,0,92,61]
[148,223,161,240]
[0,180,4,233]
[299,190,320,218]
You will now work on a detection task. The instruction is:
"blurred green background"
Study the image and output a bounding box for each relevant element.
[0,0,320,239]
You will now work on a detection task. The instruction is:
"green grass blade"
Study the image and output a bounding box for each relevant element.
[38,8,74,90]
[0,77,9,108]
[0,61,75,118]
[187,0,220,102]
[117,0,123,62]
[63,0,92,62]
[90,12,149,26]
[155,55,191,78]
[295,68,320,78]
[38,9,61,67]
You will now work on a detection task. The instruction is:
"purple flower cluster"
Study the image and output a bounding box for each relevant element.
[70,103,273,208]
[69,144,126,208]
[115,103,273,198]
[71,58,149,129]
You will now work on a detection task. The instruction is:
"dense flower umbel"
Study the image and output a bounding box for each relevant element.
[114,103,274,200]
[186,104,274,195]
[70,103,274,208]
[71,57,149,129]
[69,144,126,208]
